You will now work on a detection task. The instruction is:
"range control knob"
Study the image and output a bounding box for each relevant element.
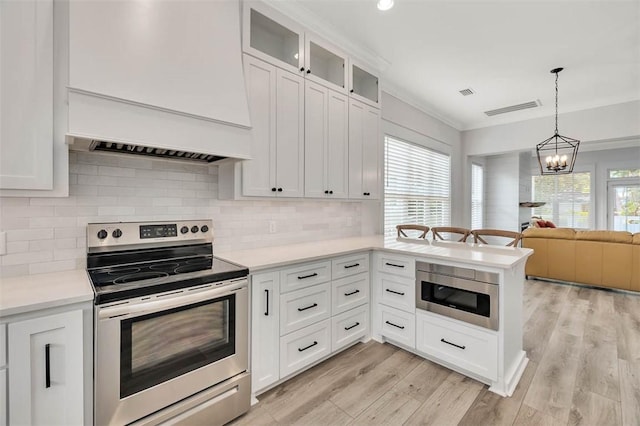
[112,229,123,238]
[97,229,108,240]
[191,225,199,234]
[201,225,209,233]
[180,226,189,234]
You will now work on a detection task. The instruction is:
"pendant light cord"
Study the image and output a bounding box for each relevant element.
[555,71,559,135]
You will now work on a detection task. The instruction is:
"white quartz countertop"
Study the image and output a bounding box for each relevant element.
[216,235,533,272]
[0,269,94,318]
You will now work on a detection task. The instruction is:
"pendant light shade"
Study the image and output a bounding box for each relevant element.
[536,68,580,175]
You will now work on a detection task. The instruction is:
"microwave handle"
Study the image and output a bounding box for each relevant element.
[98,280,247,320]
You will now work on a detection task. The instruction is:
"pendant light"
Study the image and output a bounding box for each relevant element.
[536,67,580,175]
[377,0,394,11]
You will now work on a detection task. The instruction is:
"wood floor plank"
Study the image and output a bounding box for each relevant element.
[523,329,584,423]
[349,389,421,426]
[615,313,640,363]
[569,390,621,426]
[513,404,567,426]
[293,399,353,426]
[457,360,539,426]
[229,405,278,426]
[329,349,422,418]
[391,358,451,403]
[619,359,640,426]
[403,371,484,426]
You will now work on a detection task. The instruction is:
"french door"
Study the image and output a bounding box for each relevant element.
[608,180,640,232]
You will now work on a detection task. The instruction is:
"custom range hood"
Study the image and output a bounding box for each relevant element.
[66,0,252,163]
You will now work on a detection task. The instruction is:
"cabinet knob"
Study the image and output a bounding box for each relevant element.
[324,190,329,194]
[271,187,277,192]
[300,67,305,72]
[350,89,354,93]
[329,190,333,194]
[277,188,283,192]
[306,69,311,74]
[363,192,370,196]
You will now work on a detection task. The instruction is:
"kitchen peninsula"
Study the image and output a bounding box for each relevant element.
[217,235,533,399]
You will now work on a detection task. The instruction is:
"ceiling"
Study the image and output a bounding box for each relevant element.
[274,0,640,131]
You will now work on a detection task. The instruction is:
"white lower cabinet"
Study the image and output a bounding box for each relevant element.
[332,305,368,352]
[8,309,84,426]
[251,252,370,396]
[379,304,415,349]
[251,271,280,392]
[378,272,415,313]
[416,310,498,381]
[0,369,6,426]
[280,283,331,335]
[280,319,331,378]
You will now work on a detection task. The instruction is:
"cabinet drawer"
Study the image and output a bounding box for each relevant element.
[332,273,369,315]
[0,324,5,368]
[280,261,331,293]
[416,310,498,381]
[332,253,369,279]
[280,319,331,378]
[377,253,415,278]
[280,283,331,335]
[380,304,415,349]
[378,272,415,313]
[332,305,369,352]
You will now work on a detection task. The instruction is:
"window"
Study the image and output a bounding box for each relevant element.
[384,136,451,236]
[532,172,591,228]
[609,168,640,178]
[608,168,640,232]
[471,163,483,229]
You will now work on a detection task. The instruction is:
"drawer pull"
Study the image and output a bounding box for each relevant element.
[385,320,405,330]
[385,288,405,296]
[441,338,466,350]
[385,262,405,268]
[298,272,318,280]
[298,303,318,312]
[344,289,360,296]
[264,289,269,316]
[345,322,360,331]
[344,263,360,269]
[45,343,51,388]
[298,341,318,352]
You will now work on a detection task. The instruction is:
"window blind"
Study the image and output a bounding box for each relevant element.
[532,172,591,228]
[384,136,451,236]
[471,163,483,229]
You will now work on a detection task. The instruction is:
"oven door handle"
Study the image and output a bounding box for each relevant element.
[98,280,247,320]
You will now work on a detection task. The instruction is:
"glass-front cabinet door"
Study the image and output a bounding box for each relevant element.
[349,60,381,108]
[304,34,348,94]
[242,2,304,75]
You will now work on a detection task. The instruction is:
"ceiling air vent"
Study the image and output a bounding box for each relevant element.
[90,141,226,163]
[484,100,541,116]
[459,88,475,96]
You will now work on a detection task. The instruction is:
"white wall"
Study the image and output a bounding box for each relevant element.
[0,152,363,278]
[462,100,640,157]
[380,92,464,227]
[484,153,520,231]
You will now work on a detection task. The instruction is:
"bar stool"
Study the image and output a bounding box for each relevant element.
[396,224,430,239]
[431,227,471,242]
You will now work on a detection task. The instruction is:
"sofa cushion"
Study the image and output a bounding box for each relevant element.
[575,230,633,244]
[522,228,576,240]
[633,233,640,245]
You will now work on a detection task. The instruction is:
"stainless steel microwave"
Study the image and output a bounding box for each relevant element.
[415,261,499,330]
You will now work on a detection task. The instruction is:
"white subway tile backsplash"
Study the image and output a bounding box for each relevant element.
[0,151,363,278]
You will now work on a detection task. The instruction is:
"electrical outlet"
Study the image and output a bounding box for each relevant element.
[269,221,276,234]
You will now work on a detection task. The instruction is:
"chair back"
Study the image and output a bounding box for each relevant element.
[471,229,522,247]
[396,224,430,239]
[431,227,471,242]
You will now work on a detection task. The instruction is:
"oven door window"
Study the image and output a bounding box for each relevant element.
[423,282,491,317]
[120,294,235,398]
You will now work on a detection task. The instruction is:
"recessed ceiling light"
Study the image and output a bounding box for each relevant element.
[377,0,394,11]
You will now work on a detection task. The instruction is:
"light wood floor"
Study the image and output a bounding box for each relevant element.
[232,280,640,426]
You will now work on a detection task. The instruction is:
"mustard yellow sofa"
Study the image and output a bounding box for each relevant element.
[522,228,640,292]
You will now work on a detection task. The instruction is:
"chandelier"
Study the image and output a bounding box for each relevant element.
[536,67,580,175]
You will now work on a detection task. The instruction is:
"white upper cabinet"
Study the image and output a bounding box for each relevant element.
[0,0,54,191]
[349,60,381,109]
[305,81,349,199]
[242,55,304,198]
[349,100,381,199]
[67,0,252,159]
[304,35,348,94]
[243,2,304,76]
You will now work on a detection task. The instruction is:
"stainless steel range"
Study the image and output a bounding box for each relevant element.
[87,220,250,426]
